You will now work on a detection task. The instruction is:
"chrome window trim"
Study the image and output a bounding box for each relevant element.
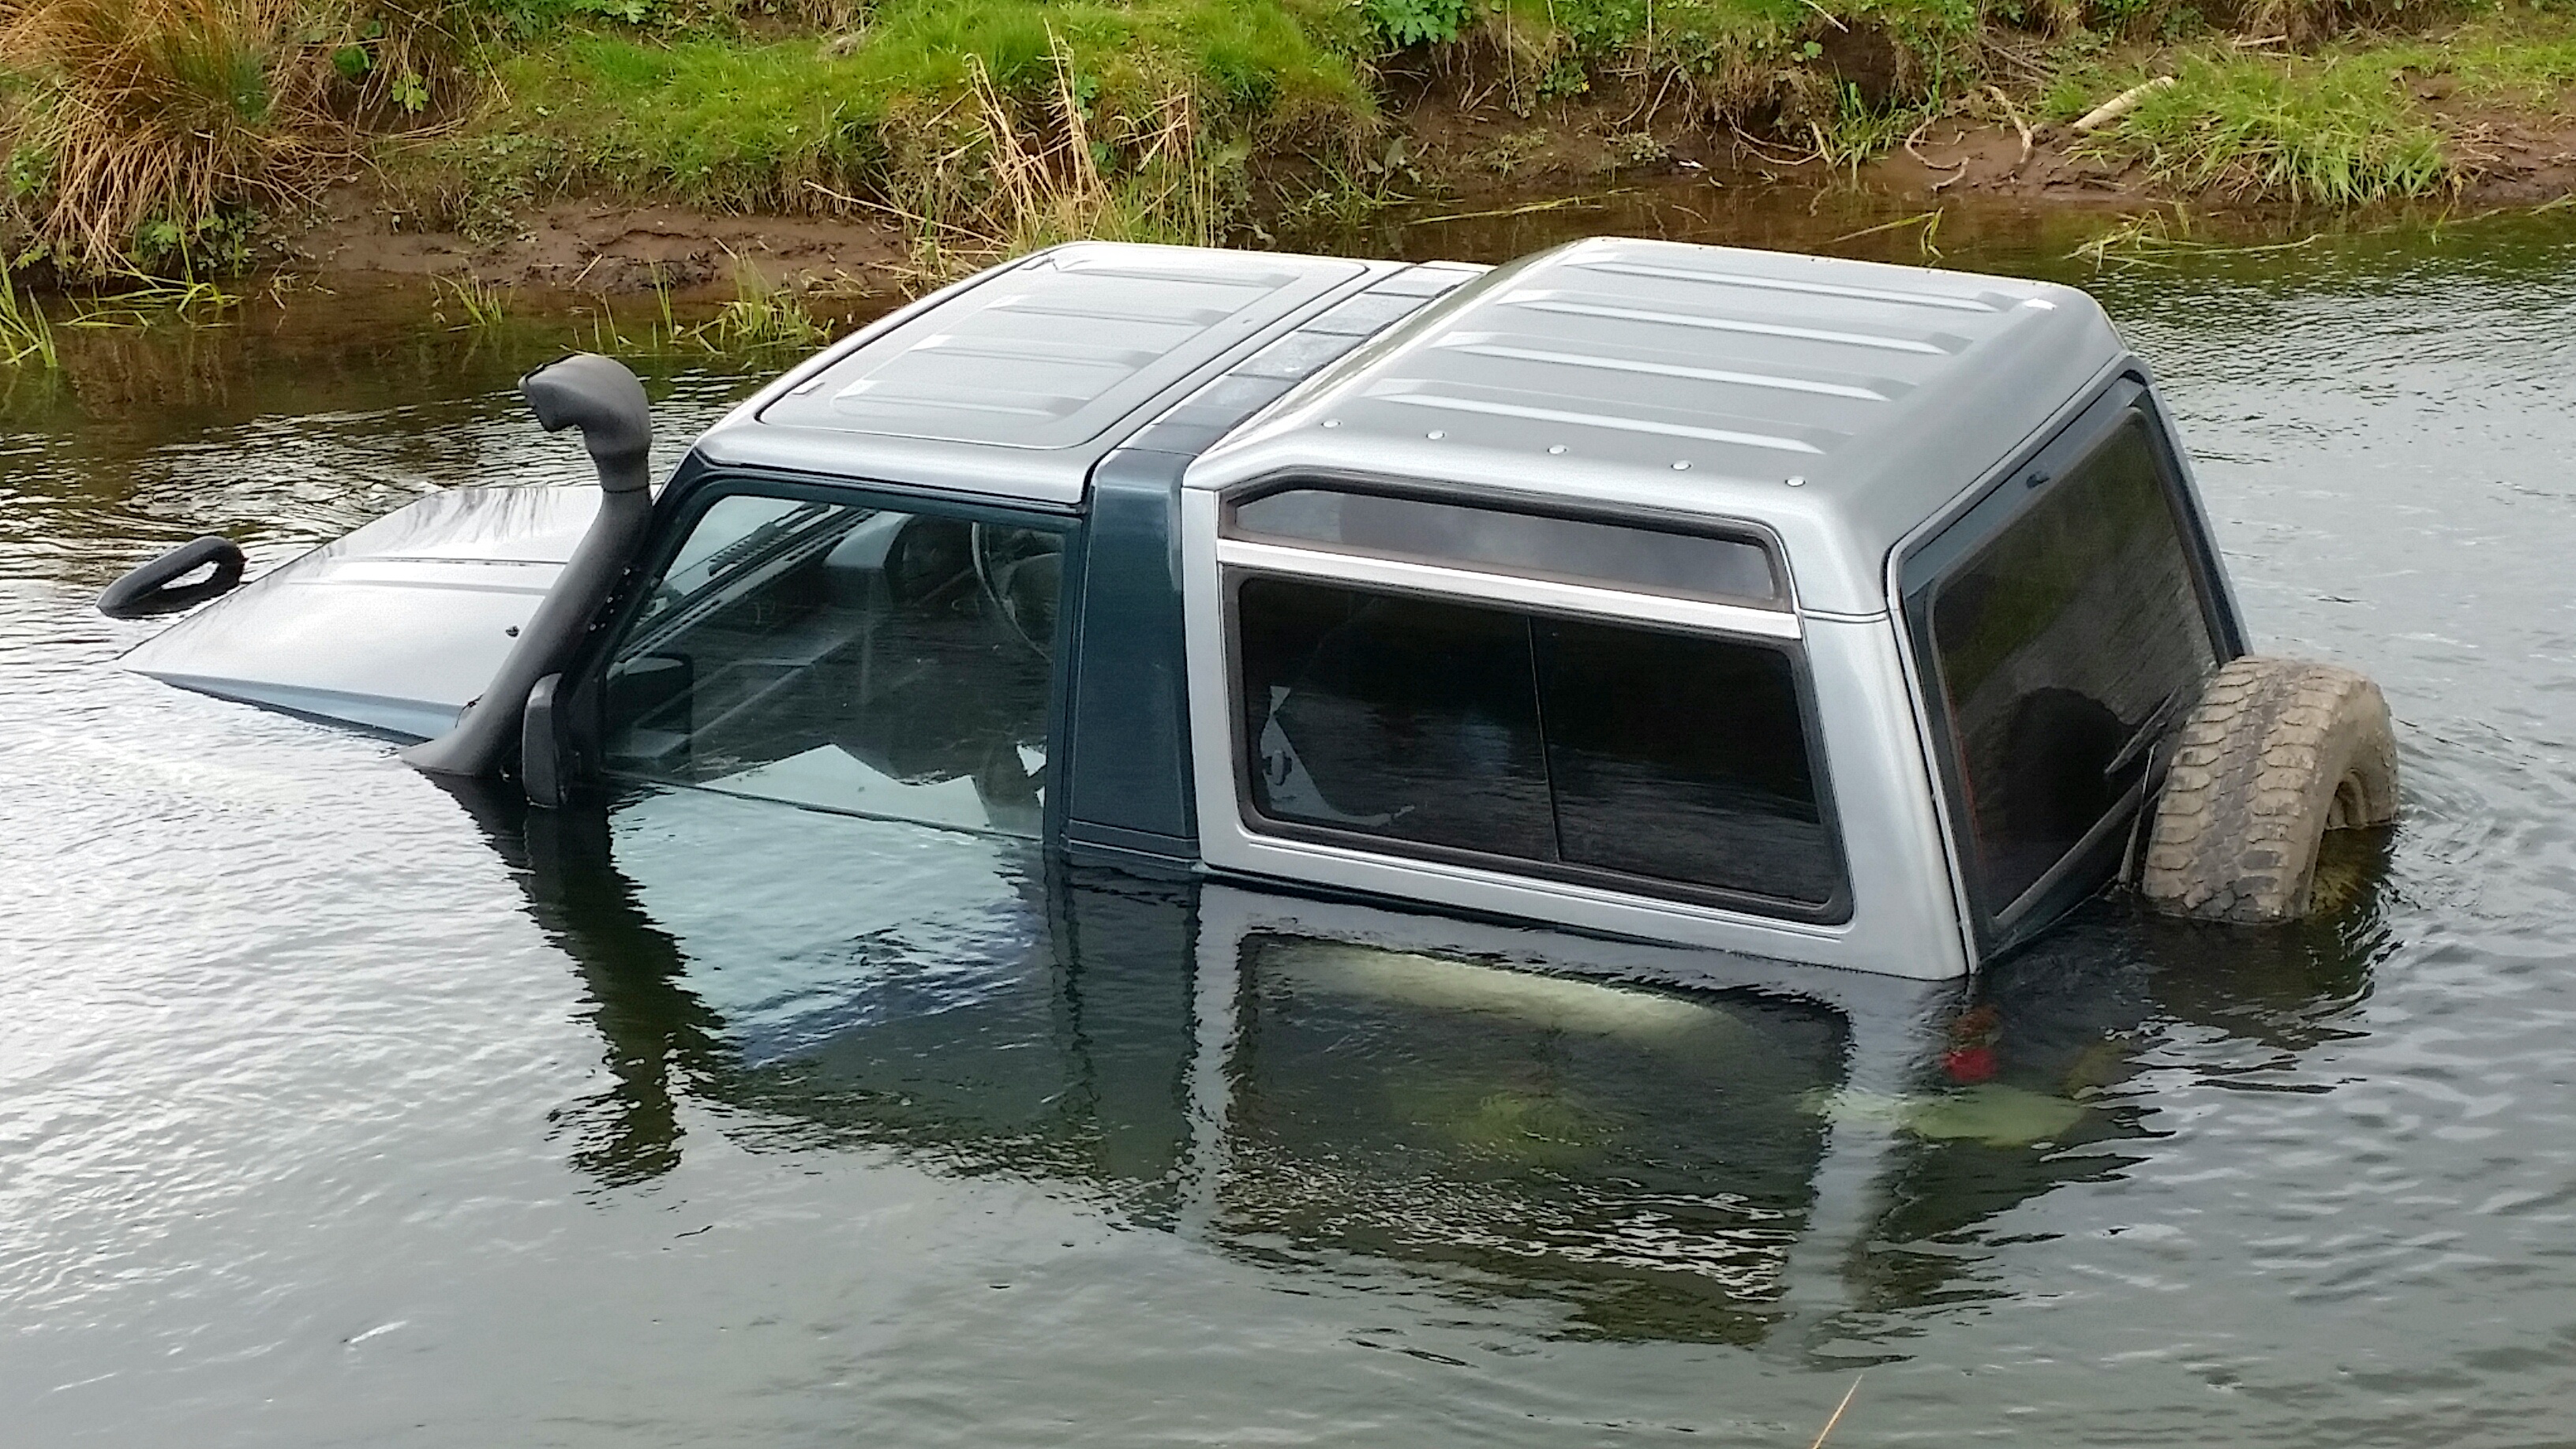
[1213,537,1803,642]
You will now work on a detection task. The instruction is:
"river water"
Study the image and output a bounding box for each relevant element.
[5,197,2574,1446]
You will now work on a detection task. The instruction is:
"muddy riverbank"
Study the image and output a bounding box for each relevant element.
[270,149,2568,309]
[13,0,2575,292]
[277,51,2576,301]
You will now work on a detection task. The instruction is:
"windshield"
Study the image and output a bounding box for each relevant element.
[623,496,867,654]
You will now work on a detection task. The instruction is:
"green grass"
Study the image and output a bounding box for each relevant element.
[12,0,2575,274]
[441,0,1376,214]
[417,0,2575,253]
[2114,53,2451,203]
[692,263,822,347]
[2050,15,2576,205]
[2378,21,2576,103]
[414,0,2013,242]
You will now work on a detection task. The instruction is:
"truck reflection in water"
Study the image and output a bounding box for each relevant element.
[449,783,2391,1345]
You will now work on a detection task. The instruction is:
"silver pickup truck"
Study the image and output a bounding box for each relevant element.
[107,237,2397,983]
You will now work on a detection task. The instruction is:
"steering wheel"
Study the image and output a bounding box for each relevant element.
[970,523,1065,658]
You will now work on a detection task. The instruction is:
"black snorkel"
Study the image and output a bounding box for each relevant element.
[402,354,657,784]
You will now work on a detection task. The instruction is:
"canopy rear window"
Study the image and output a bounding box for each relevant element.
[1920,410,2218,920]
[1226,489,1784,608]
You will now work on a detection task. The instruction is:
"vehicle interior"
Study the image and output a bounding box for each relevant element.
[598,492,1065,837]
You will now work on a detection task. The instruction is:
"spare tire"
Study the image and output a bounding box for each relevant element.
[2140,656,2398,923]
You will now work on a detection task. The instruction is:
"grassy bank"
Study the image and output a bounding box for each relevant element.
[2045,17,2576,203]
[2,0,2573,277]
[409,0,1376,272]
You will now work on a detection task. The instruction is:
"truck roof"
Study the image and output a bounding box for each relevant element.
[1185,236,2132,616]
[695,243,1436,505]
[694,238,2132,617]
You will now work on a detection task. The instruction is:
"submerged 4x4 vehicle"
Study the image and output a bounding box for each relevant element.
[109,238,2397,980]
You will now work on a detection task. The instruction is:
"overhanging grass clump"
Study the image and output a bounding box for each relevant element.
[2054,14,2576,208]
[1468,0,1989,122]
[2,0,469,272]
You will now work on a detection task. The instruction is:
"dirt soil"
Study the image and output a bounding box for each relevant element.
[289,183,915,298]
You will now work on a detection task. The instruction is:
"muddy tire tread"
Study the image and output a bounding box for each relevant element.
[2140,655,2398,923]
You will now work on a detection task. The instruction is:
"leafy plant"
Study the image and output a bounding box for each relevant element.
[1365,0,1473,48]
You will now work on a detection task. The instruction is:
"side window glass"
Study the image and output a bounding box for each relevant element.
[603,492,1065,838]
[1237,576,1556,859]
[1534,620,1836,906]
[1930,416,2217,912]
[1234,576,1843,914]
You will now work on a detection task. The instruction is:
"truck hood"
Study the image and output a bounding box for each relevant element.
[121,486,601,740]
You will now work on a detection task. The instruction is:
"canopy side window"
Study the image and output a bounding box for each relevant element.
[1915,410,2220,924]
[599,489,1068,839]
[1226,488,1786,609]
[1232,574,1845,919]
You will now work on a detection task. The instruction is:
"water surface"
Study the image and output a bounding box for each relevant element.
[6,203,2575,1446]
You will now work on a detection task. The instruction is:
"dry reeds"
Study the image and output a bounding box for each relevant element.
[1,0,462,273]
[871,32,1222,286]
[975,50,1215,253]
[1807,1374,1865,1448]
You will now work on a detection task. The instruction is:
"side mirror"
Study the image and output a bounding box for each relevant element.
[98,535,247,619]
[522,672,567,808]
[601,655,693,775]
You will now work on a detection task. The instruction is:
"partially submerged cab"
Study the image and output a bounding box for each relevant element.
[122,237,2376,981]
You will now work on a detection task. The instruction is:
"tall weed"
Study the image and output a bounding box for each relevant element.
[694,261,822,348]
[887,36,1226,283]
[0,270,61,366]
